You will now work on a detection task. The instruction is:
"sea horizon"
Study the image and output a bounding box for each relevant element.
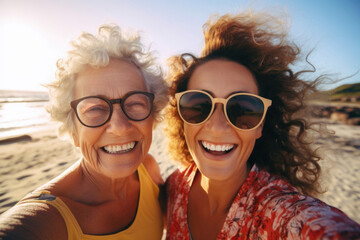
[0,89,49,103]
[0,90,52,139]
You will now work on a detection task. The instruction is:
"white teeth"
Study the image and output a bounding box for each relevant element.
[104,142,136,153]
[201,141,234,152]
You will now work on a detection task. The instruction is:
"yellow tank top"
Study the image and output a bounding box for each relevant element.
[18,163,163,240]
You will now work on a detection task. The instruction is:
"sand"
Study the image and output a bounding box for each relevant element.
[0,121,359,224]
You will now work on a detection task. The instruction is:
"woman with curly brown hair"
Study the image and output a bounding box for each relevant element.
[164,11,360,239]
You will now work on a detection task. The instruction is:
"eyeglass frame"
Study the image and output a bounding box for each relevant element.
[70,91,155,128]
[175,90,272,131]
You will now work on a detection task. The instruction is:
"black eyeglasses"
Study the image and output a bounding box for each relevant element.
[70,91,154,127]
[175,90,271,131]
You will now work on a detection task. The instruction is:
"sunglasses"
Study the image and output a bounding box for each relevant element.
[71,91,154,128]
[175,90,272,131]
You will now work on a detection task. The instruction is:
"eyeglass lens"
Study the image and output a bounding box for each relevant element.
[178,92,265,130]
[75,93,152,127]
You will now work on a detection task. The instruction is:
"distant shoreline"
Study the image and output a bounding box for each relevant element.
[309,100,360,108]
[0,89,49,103]
[0,99,49,104]
[0,89,48,94]
[0,122,58,140]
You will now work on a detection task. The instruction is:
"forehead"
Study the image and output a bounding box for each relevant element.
[188,59,259,97]
[74,59,146,98]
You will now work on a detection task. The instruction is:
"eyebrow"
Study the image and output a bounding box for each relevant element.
[201,89,251,98]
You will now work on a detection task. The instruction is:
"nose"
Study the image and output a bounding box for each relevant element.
[204,103,231,133]
[106,105,132,134]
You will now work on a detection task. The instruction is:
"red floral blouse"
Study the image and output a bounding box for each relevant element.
[165,163,360,239]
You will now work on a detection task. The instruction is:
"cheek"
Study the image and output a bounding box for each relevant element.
[236,130,261,155]
[72,132,80,147]
[141,119,154,148]
[71,121,81,147]
[255,125,263,139]
[76,127,103,161]
[144,128,153,148]
[183,124,199,151]
[183,124,191,143]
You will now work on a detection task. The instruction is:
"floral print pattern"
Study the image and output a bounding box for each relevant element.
[166,163,360,239]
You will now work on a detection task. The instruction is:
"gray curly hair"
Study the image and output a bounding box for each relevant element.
[46,24,168,137]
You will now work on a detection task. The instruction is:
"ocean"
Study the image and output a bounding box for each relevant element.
[0,90,52,139]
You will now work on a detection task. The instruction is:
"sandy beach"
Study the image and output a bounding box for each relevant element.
[0,120,359,224]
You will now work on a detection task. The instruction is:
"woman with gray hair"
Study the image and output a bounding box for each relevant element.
[0,23,168,240]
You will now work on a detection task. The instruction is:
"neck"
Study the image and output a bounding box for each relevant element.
[196,165,249,214]
[79,159,139,202]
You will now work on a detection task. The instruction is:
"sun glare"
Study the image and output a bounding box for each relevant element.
[0,21,56,91]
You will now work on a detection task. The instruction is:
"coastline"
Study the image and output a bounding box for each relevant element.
[0,121,359,224]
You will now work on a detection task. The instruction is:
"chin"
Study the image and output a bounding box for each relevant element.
[198,164,234,181]
[101,162,140,179]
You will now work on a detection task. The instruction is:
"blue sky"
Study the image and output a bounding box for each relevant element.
[0,0,359,91]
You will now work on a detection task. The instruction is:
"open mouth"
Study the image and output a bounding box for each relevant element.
[200,140,235,155]
[102,142,137,154]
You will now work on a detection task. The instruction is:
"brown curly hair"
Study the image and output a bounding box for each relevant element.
[165,11,329,197]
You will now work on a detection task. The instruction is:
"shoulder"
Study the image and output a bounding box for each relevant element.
[249,167,322,213]
[142,153,164,186]
[165,163,195,197]
[247,168,360,238]
[165,168,180,186]
[165,163,191,185]
[248,165,299,200]
[0,200,67,240]
[266,194,360,238]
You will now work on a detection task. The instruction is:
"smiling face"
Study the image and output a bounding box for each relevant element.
[72,59,153,179]
[184,59,263,181]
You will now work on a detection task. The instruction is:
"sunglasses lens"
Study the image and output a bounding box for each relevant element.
[227,95,264,129]
[179,92,212,124]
